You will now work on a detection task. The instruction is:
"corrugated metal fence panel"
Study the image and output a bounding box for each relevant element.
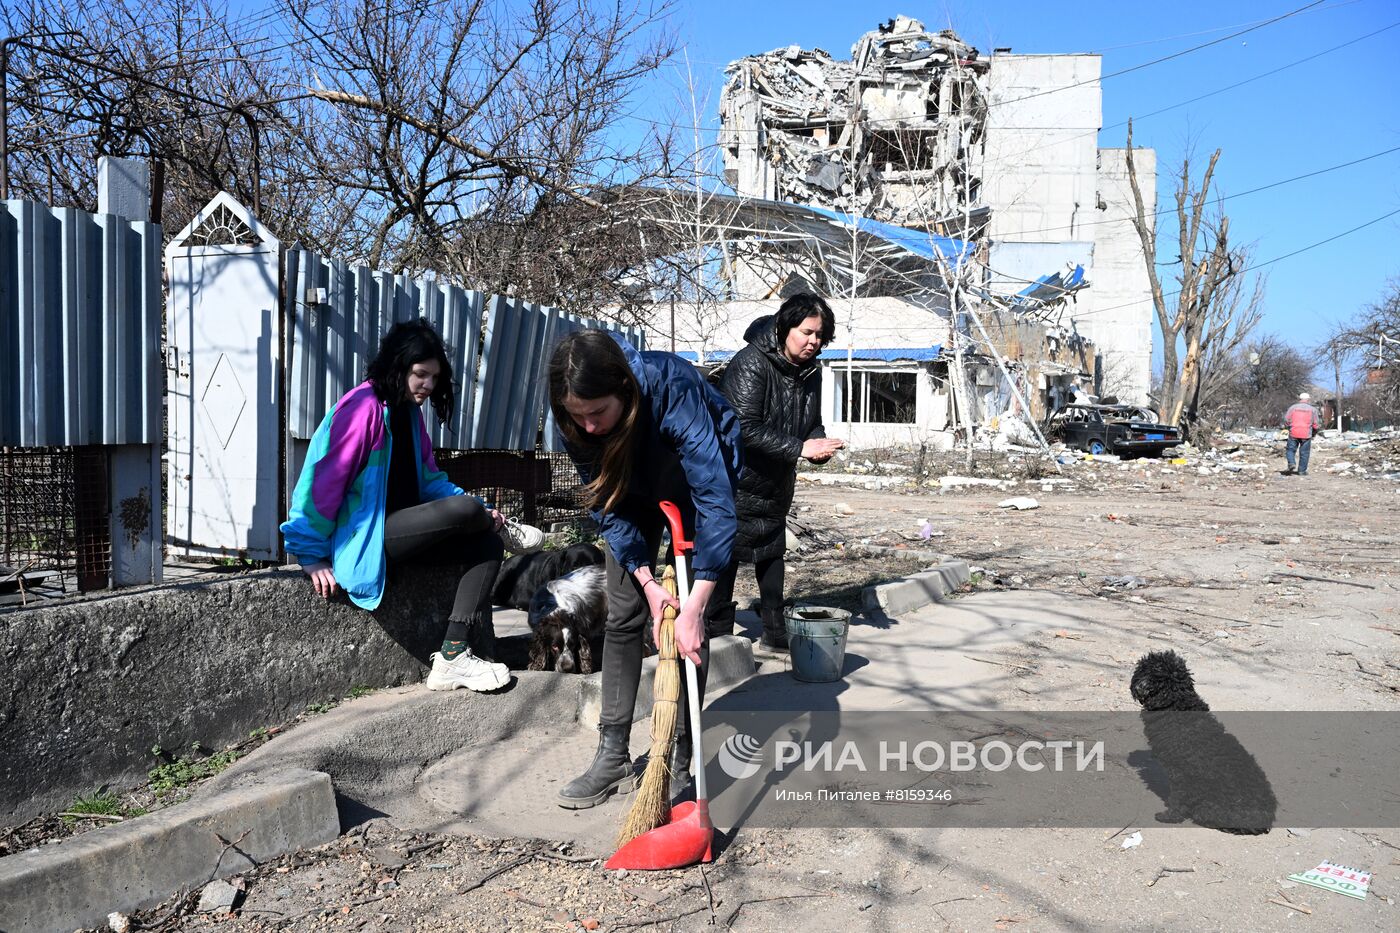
[284,247,643,452]
[286,251,487,445]
[0,199,160,446]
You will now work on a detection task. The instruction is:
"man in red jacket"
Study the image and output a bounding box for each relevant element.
[1281,392,1322,475]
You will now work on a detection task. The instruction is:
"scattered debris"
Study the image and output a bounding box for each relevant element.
[1146,866,1194,887]
[1101,575,1147,590]
[798,471,909,489]
[720,17,988,230]
[834,502,856,516]
[997,496,1039,510]
[1120,831,1143,850]
[196,878,239,914]
[1268,891,1313,915]
[938,475,1012,490]
[106,912,131,933]
[1286,860,1371,900]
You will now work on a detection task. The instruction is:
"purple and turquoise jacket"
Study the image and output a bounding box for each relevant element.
[280,381,471,609]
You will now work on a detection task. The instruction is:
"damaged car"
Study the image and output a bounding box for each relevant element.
[1046,404,1182,457]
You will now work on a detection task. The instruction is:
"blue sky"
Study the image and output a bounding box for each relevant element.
[633,0,1400,360]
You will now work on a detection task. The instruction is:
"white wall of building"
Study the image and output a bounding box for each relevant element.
[981,53,1154,404]
[1082,148,1155,402]
[644,296,952,360]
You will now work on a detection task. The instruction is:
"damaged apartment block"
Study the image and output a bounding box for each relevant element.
[720,15,990,233]
[715,15,1157,407]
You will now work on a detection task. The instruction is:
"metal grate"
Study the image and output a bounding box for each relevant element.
[0,447,110,595]
[538,451,588,526]
[433,448,587,529]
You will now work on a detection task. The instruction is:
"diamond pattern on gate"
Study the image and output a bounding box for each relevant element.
[201,353,247,450]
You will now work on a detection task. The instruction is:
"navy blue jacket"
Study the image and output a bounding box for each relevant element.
[562,334,741,580]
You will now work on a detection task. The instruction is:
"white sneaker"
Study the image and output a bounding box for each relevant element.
[498,517,545,554]
[426,650,510,692]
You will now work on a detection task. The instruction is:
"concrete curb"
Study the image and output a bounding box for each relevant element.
[0,768,338,933]
[579,634,755,729]
[861,559,971,616]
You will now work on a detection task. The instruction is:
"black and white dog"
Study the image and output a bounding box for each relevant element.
[527,565,607,673]
[1130,650,1276,834]
[492,543,604,611]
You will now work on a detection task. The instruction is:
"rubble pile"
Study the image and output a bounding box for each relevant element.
[719,16,989,229]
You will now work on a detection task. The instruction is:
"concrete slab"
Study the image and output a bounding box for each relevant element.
[860,559,970,616]
[149,586,1089,880]
[0,768,337,933]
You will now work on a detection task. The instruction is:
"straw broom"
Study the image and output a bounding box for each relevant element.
[616,566,680,848]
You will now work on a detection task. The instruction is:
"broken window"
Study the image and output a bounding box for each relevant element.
[834,368,918,424]
[866,129,936,171]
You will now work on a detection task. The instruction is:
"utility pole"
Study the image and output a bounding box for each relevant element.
[1333,349,1344,431]
[950,287,974,471]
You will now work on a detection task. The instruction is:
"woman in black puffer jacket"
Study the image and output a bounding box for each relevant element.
[706,294,845,650]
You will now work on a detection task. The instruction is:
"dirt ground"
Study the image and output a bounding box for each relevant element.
[85,435,1400,931]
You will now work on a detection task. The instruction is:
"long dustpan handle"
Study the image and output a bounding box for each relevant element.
[672,552,706,803]
[659,501,705,803]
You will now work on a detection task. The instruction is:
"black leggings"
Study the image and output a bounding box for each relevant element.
[599,501,710,732]
[705,555,785,628]
[383,495,503,624]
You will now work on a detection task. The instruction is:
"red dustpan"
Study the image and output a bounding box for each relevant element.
[605,501,715,870]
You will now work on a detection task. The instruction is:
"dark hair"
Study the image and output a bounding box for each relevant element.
[774,293,836,349]
[548,330,641,513]
[366,318,455,424]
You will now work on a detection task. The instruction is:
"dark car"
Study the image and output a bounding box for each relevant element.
[1046,404,1182,457]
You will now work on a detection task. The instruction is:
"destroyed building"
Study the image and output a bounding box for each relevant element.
[705,16,1154,412]
[718,15,989,233]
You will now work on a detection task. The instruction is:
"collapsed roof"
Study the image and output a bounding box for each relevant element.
[719,15,989,235]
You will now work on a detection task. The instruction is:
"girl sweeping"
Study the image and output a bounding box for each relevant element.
[281,319,544,693]
[549,329,741,809]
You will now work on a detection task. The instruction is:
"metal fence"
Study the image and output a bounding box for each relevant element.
[0,198,161,590]
[0,199,162,447]
[284,248,645,451]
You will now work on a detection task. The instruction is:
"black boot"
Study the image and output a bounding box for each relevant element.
[759,607,788,652]
[669,716,694,800]
[557,723,633,809]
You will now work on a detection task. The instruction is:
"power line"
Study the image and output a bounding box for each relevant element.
[1001,142,1400,240]
[980,17,1400,178]
[1076,0,1373,53]
[990,0,1327,109]
[1068,206,1400,321]
[624,0,1339,136]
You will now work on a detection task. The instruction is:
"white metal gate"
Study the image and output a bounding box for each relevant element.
[165,193,282,559]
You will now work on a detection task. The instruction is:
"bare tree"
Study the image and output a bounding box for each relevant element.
[2,0,677,311]
[1322,278,1400,419]
[1207,334,1315,428]
[1124,119,1261,429]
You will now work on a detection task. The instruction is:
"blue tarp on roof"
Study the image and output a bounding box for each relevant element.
[1013,264,1086,304]
[675,346,942,364]
[803,205,973,267]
